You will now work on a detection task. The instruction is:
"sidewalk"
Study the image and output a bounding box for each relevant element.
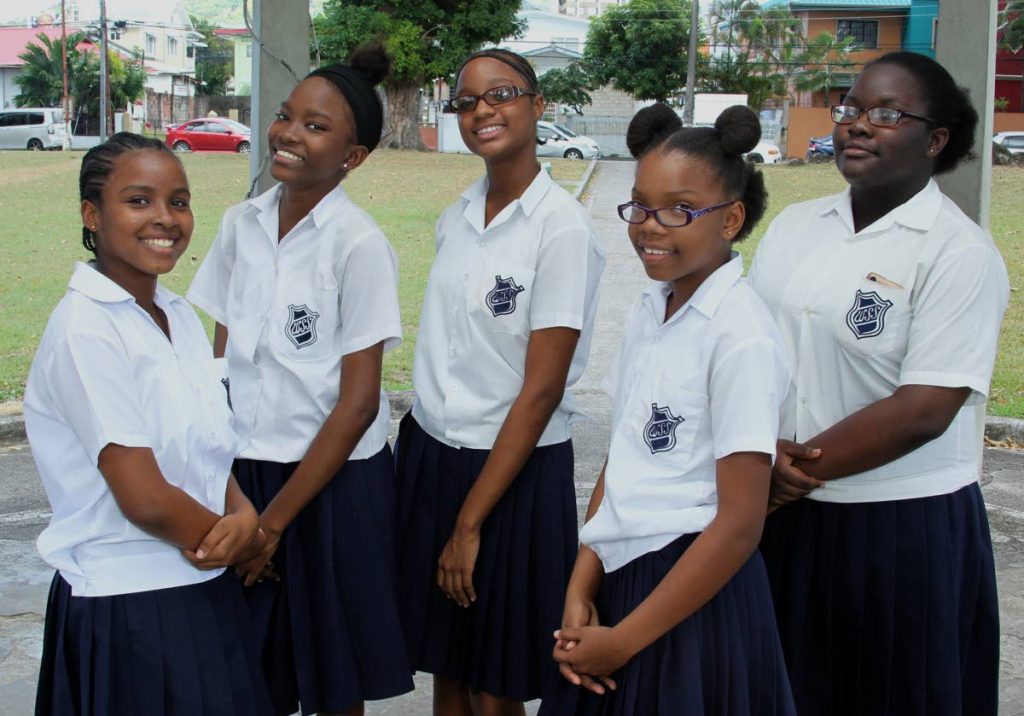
[1,161,1023,714]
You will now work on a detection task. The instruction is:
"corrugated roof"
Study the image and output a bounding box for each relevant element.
[763,0,911,8]
[0,26,62,66]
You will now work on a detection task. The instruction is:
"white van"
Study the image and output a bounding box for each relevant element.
[0,108,67,150]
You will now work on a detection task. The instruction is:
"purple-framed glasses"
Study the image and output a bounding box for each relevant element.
[616,199,736,228]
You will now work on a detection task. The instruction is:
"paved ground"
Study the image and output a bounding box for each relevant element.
[1,160,1022,714]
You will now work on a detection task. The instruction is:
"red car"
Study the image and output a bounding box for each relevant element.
[165,118,251,153]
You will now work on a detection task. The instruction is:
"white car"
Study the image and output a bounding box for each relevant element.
[745,140,782,164]
[0,107,66,150]
[536,121,601,160]
[993,131,1024,155]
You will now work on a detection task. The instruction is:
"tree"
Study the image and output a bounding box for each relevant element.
[582,0,693,102]
[999,0,1024,53]
[698,52,782,110]
[14,32,83,108]
[793,32,859,106]
[192,15,234,96]
[313,0,525,150]
[538,63,594,115]
[707,0,761,63]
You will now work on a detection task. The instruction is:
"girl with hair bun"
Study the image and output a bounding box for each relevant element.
[750,52,1008,715]
[188,45,413,716]
[394,47,605,715]
[541,104,795,715]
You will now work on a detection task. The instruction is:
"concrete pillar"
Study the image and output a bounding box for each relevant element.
[935,0,997,228]
[249,0,310,194]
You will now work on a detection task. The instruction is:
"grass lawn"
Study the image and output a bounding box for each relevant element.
[0,150,589,401]
[1,154,1020,418]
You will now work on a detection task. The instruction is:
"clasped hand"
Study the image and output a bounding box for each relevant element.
[552,596,621,695]
[182,507,263,570]
[768,439,823,510]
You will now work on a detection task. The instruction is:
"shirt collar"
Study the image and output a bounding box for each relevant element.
[642,251,744,324]
[820,178,942,236]
[461,168,554,234]
[245,182,351,238]
[68,261,183,308]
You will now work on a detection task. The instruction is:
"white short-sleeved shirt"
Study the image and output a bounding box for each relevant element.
[24,263,237,597]
[411,169,605,449]
[188,184,402,462]
[748,179,1009,503]
[580,254,791,573]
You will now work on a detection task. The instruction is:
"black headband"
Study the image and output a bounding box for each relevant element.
[307,64,384,152]
[456,50,539,93]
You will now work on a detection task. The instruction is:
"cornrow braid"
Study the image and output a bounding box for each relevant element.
[79,132,178,254]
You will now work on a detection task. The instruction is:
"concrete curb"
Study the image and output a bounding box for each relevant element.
[574,158,599,200]
[1,396,1022,448]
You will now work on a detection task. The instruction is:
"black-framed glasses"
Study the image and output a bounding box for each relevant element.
[831,104,935,128]
[449,86,538,114]
[616,200,736,228]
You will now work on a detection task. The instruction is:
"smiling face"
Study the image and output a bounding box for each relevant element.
[268,76,367,189]
[81,149,192,283]
[628,150,744,302]
[833,62,948,193]
[454,57,544,164]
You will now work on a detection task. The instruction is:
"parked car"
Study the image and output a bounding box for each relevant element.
[536,121,601,160]
[993,131,1024,156]
[806,134,834,158]
[165,118,251,153]
[745,140,782,164]
[0,108,66,150]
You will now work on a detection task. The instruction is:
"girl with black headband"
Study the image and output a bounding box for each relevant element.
[188,45,414,716]
[394,48,606,715]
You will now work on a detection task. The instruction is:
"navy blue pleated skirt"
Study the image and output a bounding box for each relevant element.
[759,482,999,716]
[35,570,273,716]
[394,413,578,701]
[540,533,796,716]
[235,444,414,716]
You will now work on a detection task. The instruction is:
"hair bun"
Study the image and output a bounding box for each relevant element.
[626,103,683,158]
[715,105,761,156]
[349,43,391,86]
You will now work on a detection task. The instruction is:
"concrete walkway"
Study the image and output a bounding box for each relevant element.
[1,160,1023,714]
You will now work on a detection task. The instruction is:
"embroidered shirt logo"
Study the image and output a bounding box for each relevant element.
[486,275,525,317]
[285,304,320,349]
[644,403,684,454]
[845,290,893,339]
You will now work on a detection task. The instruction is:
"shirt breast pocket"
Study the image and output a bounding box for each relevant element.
[275,282,339,362]
[469,260,537,337]
[632,387,706,476]
[835,277,908,358]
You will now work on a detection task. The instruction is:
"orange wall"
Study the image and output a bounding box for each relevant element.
[995,113,1024,133]
[786,106,834,159]
[804,11,906,66]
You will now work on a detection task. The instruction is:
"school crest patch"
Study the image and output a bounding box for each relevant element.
[644,403,684,454]
[845,290,893,339]
[285,304,320,349]
[486,275,525,317]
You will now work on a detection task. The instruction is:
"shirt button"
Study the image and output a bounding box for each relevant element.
[462,273,469,280]
[254,350,261,365]
[449,346,456,357]
[208,431,217,440]
[802,307,811,315]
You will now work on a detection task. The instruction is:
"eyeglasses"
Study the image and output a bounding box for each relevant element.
[449,86,538,114]
[831,104,935,128]
[616,200,736,228]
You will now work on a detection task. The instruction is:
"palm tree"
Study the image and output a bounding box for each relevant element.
[793,31,859,107]
[707,0,761,63]
[13,32,84,108]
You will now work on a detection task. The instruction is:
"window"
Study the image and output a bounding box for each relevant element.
[145,33,156,56]
[168,36,178,56]
[836,19,878,49]
[187,44,194,59]
[245,42,253,58]
[551,36,580,52]
[1005,136,1024,150]
[27,113,44,125]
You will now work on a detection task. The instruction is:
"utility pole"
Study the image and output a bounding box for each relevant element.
[99,0,110,140]
[684,0,699,124]
[60,0,70,149]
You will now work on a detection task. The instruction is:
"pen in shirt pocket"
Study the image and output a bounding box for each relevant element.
[865,272,903,290]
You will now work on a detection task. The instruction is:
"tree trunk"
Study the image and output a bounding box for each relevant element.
[382,81,426,151]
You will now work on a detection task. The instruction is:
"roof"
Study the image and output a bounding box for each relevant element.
[0,26,63,66]
[762,0,910,8]
[521,44,583,60]
[213,28,251,38]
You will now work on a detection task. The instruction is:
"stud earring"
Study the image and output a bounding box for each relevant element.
[343,163,349,169]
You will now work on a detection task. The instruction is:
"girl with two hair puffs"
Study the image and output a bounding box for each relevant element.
[542,105,795,716]
[188,47,413,716]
